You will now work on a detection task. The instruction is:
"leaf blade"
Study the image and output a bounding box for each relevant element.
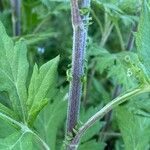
[136,0,150,76]
[27,56,60,125]
[0,21,29,121]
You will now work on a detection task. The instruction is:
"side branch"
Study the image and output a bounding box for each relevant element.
[69,85,150,149]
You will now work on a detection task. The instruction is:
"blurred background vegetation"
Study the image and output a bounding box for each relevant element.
[0,0,150,150]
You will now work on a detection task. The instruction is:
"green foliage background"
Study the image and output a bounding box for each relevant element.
[0,0,149,150]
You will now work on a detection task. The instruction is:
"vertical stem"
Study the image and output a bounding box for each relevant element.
[126,23,137,51]
[10,0,21,36]
[115,22,125,50]
[90,9,103,35]
[100,12,114,46]
[0,0,3,11]
[66,0,90,141]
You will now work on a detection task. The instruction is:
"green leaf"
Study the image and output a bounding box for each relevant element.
[80,107,103,143]
[35,88,67,150]
[93,0,124,21]
[94,48,140,89]
[91,43,149,88]
[128,93,150,118]
[0,117,17,138]
[119,0,140,14]
[0,131,33,150]
[27,56,60,126]
[13,32,59,45]
[79,140,106,150]
[0,21,29,121]
[41,0,69,7]
[116,105,150,150]
[78,107,105,150]
[0,10,12,35]
[136,0,150,77]
[0,103,18,120]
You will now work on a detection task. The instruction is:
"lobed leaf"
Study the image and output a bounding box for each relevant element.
[79,140,105,150]
[27,56,60,126]
[0,131,33,150]
[0,103,18,120]
[136,0,150,77]
[116,105,150,150]
[35,88,67,150]
[0,21,29,122]
[93,48,142,89]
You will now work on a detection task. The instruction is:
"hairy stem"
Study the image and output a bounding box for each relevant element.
[10,0,21,36]
[66,0,90,135]
[68,85,150,149]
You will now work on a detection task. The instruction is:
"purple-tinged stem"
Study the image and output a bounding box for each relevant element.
[10,0,21,36]
[66,0,90,138]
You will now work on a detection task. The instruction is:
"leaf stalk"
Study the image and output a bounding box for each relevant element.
[67,85,150,149]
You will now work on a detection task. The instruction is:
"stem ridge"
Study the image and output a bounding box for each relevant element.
[66,0,91,134]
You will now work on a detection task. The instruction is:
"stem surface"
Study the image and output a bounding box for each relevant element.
[11,0,21,36]
[66,0,90,134]
[68,85,150,149]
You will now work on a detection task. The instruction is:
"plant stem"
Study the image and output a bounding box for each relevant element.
[0,0,3,11]
[10,0,21,36]
[100,12,114,46]
[68,85,150,149]
[102,132,122,138]
[33,13,51,33]
[99,84,122,141]
[115,22,125,50]
[100,22,114,46]
[126,23,137,51]
[90,9,103,34]
[66,0,90,135]
[99,22,138,141]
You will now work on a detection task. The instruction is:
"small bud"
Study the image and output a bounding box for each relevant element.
[127,68,132,77]
[124,55,131,62]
